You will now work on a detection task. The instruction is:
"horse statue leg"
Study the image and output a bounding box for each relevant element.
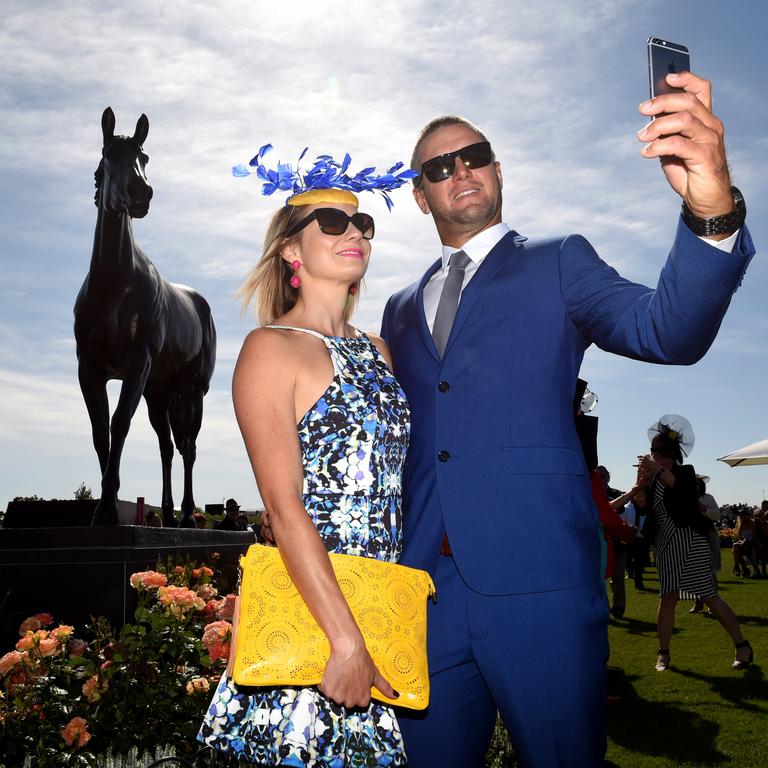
[78,359,110,479]
[145,388,178,528]
[93,346,153,526]
[170,384,204,528]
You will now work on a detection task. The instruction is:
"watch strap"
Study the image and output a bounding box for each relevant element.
[681,186,746,237]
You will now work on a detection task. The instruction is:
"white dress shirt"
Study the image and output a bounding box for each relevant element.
[423,223,740,331]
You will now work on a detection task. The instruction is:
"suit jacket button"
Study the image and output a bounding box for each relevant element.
[438,450,450,462]
[438,381,450,392]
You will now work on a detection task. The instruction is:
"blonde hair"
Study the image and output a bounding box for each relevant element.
[238,204,361,326]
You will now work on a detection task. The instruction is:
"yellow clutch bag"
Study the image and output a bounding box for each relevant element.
[232,543,436,710]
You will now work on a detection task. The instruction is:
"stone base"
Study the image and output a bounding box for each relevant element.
[0,526,254,651]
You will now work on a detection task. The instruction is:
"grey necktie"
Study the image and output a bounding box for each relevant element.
[432,249,471,357]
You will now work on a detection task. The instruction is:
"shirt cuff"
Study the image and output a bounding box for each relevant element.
[699,229,740,252]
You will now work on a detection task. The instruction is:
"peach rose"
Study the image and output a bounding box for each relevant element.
[35,612,54,627]
[185,676,210,695]
[82,674,108,703]
[202,620,232,661]
[129,570,168,590]
[51,625,74,644]
[61,716,91,749]
[16,629,47,652]
[0,651,25,677]
[38,637,60,657]
[157,585,205,618]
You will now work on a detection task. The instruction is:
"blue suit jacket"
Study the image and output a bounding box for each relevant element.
[381,219,754,595]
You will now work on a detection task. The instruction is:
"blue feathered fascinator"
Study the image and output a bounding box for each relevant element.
[233,144,417,210]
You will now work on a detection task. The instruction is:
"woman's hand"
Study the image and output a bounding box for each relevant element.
[636,454,661,481]
[319,635,398,709]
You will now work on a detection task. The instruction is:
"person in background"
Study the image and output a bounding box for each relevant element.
[595,466,631,619]
[214,498,241,531]
[638,419,752,672]
[690,476,721,613]
[236,512,254,532]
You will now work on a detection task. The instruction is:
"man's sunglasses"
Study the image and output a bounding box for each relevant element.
[284,207,375,240]
[415,141,494,186]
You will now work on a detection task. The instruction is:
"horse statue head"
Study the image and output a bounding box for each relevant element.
[94,106,153,218]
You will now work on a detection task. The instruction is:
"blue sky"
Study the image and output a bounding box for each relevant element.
[1,0,767,514]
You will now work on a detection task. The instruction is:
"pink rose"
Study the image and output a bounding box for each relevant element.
[196,583,218,601]
[216,594,236,622]
[200,600,219,620]
[34,612,54,627]
[18,616,41,635]
[61,716,91,749]
[68,638,88,658]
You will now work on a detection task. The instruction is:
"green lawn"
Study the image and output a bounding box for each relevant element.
[486,560,767,768]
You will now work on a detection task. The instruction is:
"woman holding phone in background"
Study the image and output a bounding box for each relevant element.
[638,417,752,673]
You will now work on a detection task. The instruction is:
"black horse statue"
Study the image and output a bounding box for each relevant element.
[74,107,216,527]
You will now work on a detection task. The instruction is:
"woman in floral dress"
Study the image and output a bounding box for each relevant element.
[198,164,412,767]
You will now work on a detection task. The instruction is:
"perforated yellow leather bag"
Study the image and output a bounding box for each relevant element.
[232,543,436,710]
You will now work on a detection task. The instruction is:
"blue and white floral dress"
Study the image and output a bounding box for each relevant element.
[198,326,410,767]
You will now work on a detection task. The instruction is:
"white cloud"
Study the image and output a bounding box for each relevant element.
[2,0,767,510]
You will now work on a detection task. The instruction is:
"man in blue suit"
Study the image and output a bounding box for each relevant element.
[381,71,754,766]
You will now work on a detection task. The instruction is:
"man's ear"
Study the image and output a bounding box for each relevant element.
[494,160,503,189]
[413,185,431,215]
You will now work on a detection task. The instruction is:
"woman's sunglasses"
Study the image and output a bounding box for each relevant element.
[415,141,493,186]
[284,207,375,240]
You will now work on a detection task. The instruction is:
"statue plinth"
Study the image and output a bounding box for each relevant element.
[0,526,254,651]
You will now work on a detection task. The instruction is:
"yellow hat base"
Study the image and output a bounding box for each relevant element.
[287,189,359,207]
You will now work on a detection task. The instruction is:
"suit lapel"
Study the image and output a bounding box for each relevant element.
[415,257,442,363]
[443,231,523,358]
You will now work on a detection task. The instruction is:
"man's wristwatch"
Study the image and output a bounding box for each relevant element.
[681,186,746,237]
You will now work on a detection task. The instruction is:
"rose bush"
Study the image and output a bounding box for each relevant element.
[0,556,235,767]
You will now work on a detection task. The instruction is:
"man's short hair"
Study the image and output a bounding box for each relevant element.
[410,115,492,181]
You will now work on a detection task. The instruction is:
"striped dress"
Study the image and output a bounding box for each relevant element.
[652,477,716,599]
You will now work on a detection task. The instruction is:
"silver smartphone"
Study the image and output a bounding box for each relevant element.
[647,37,690,99]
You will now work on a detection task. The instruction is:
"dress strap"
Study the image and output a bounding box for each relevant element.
[266,324,328,341]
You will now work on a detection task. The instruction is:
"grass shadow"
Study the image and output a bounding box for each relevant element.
[694,608,768,628]
[605,668,729,766]
[614,615,659,636]
[675,664,767,713]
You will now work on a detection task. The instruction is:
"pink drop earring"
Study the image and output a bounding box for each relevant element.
[290,260,301,289]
